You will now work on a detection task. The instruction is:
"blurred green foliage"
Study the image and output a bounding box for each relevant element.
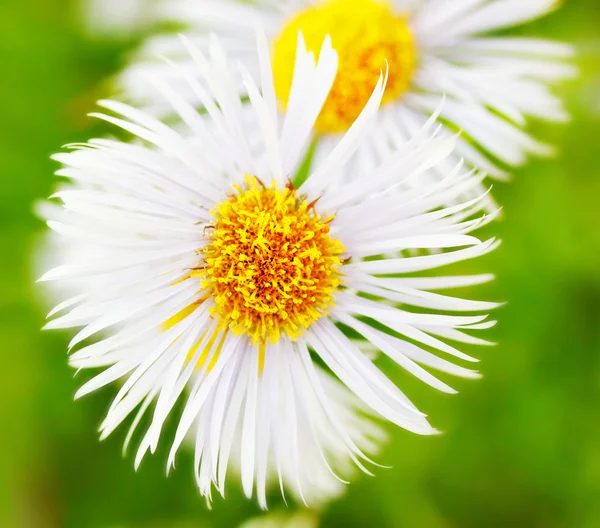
[1,0,599,526]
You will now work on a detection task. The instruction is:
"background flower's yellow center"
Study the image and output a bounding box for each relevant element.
[272,0,416,133]
[200,177,344,345]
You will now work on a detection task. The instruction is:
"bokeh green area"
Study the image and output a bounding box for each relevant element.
[1,0,599,526]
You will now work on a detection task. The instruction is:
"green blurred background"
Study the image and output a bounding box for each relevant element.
[1,0,599,526]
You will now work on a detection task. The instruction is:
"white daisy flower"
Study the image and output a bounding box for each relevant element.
[121,0,576,182]
[41,33,499,506]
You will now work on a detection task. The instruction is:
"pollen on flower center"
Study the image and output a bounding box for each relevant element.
[197,176,345,345]
[272,0,417,134]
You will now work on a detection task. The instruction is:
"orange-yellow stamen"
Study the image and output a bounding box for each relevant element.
[198,176,345,345]
[272,0,417,133]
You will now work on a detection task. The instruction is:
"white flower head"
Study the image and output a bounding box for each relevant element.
[42,32,500,507]
[121,0,576,183]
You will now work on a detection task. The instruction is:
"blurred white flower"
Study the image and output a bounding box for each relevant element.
[120,0,576,186]
[81,0,151,38]
[41,32,499,506]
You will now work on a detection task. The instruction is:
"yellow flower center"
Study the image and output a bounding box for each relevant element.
[272,0,417,133]
[198,177,345,345]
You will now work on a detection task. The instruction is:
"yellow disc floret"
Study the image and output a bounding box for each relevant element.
[272,0,417,133]
[198,177,345,345]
